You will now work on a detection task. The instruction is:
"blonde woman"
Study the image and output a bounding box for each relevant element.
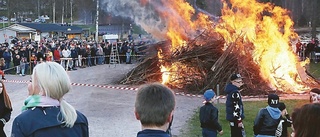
[0,80,12,137]
[11,62,89,137]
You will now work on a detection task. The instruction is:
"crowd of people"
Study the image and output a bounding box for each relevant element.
[0,37,144,76]
[295,37,320,62]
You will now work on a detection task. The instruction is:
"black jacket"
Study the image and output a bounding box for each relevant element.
[253,107,281,136]
[199,102,222,132]
[280,114,292,137]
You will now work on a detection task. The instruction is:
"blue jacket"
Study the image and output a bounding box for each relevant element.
[137,129,170,137]
[11,107,88,137]
[225,83,245,122]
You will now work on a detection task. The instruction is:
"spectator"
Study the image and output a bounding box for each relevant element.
[135,83,175,137]
[200,89,223,137]
[11,62,89,137]
[253,94,281,137]
[20,57,27,76]
[0,80,12,137]
[309,88,320,103]
[62,47,71,70]
[277,102,292,137]
[2,48,11,70]
[225,73,245,137]
[291,103,320,137]
[53,46,61,64]
[295,40,302,55]
[0,58,5,80]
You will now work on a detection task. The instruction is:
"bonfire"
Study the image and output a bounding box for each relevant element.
[120,0,320,95]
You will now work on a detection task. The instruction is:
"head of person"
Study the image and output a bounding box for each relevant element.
[278,102,286,116]
[203,89,215,102]
[0,80,12,110]
[309,88,320,103]
[292,103,320,137]
[134,83,175,130]
[268,93,279,108]
[230,73,243,88]
[29,62,76,127]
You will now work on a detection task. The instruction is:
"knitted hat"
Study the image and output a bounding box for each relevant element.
[230,73,242,81]
[278,102,286,111]
[268,94,280,108]
[204,89,215,101]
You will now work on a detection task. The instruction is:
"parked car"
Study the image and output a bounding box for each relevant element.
[25,18,32,22]
[10,18,16,22]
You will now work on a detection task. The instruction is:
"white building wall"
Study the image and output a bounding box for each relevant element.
[0,29,16,43]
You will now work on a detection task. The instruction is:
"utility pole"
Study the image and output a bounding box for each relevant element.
[70,0,73,25]
[38,0,40,18]
[53,0,56,23]
[62,0,64,24]
[95,0,99,43]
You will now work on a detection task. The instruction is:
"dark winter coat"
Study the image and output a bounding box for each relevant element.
[11,107,88,137]
[137,129,170,137]
[200,102,222,132]
[225,83,245,122]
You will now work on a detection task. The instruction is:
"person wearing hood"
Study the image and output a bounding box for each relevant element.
[225,73,245,137]
[199,89,223,137]
[253,94,282,137]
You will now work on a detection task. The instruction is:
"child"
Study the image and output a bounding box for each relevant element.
[20,57,27,76]
[200,89,223,137]
[277,102,292,137]
[134,83,175,137]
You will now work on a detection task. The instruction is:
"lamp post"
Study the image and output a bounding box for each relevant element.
[14,12,16,23]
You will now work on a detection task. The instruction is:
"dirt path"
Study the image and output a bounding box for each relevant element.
[3,64,203,137]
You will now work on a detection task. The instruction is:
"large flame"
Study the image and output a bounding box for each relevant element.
[154,0,211,84]
[215,0,308,93]
[149,0,310,93]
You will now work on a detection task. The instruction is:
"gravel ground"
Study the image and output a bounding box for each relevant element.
[3,64,203,137]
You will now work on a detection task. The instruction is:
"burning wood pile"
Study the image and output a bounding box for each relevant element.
[120,31,276,95]
[119,0,320,95]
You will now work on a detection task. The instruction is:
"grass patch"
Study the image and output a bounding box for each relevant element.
[180,99,309,137]
[307,62,320,79]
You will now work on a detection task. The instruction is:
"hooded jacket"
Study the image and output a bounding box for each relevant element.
[253,106,281,136]
[225,83,245,122]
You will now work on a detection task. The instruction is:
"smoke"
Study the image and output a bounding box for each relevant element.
[100,0,167,40]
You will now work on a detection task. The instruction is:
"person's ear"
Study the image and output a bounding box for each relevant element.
[167,111,174,123]
[134,110,140,120]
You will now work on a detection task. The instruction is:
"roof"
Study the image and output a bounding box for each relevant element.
[17,23,83,33]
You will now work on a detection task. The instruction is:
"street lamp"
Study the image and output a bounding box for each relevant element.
[14,13,16,23]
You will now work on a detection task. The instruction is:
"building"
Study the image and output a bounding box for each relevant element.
[0,23,83,43]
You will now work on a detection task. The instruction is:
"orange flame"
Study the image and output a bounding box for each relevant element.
[152,0,309,93]
[154,0,211,84]
[215,0,308,93]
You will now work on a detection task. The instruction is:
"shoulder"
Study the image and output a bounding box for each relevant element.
[75,110,88,125]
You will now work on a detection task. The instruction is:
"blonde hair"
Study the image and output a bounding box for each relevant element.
[32,62,77,127]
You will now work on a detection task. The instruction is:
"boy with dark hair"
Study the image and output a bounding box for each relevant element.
[200,89,223,137]
[135,83,175,137]
[253,94,281,136]
[225,73,246,137]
